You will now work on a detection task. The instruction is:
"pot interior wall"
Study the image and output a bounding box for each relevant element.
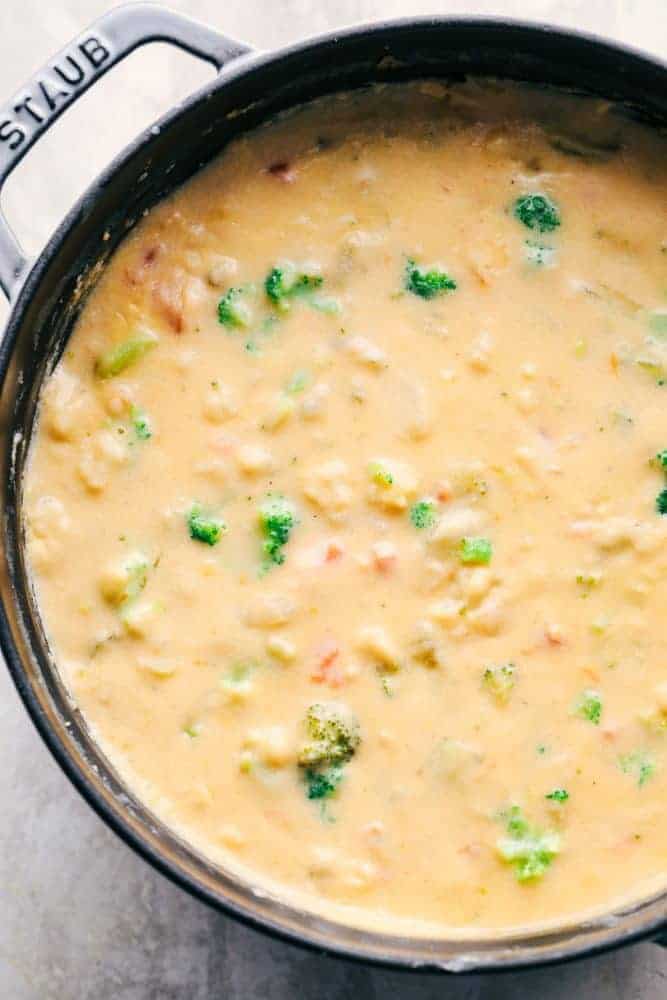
[0,20,665,968]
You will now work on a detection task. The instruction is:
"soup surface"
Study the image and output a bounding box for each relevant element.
[25,81,667,936]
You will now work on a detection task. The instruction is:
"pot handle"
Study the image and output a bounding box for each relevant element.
[0,3,251,300]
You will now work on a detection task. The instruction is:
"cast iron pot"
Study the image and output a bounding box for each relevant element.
[0,3,665,972]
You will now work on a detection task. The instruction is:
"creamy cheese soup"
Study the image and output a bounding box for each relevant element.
[25,80,667,937]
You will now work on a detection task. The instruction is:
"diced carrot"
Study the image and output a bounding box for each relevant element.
[324,540,345,563]
[435,480,453,502]
[545,624,565,646]
[311,638,343,686]
[371,540,397,574]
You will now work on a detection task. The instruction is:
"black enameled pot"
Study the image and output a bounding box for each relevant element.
[0,3,665,971]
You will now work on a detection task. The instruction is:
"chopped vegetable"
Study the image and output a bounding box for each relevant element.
[368,461,394,487]
[265,266,323,312]
[309,297,341,315]
[102,552,149,609]
[513,193,561,233]
[130,405,152,441]
[297,702,360,768]
[187,504,226,546]
[259,495,296,567]
[545,788,569,803]
[575,571,602,592]
[409,498,437,530]
[496,806,561,882]
[524,240,556,267]
[221,662,254,700]
[459,536,493,565]
[648,311,667,337]
[651,450,667,470]
[619,750,655,787]
[656,489,667,515]
[217,287,253,328]
[304,764,343,800]
[286,370,309,394]
[95,329,158,378]
[405,258,457,299]
[483,663,516,703]
[574,689,602,725]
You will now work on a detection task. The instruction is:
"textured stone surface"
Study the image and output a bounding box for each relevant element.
[0,1,666,996]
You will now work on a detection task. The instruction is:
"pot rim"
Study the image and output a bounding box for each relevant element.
[2,12,666,972]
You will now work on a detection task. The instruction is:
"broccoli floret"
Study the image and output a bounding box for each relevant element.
[619,750,655,787]
[187,505,226,546]
[95,329,158,378]
[405,258,457,299]
[496,806,561,882]
[574,689,602,725]
[298,702,361,768]
[259,496,296,567]
[265,266,323,312]
[130,405,152,441]
[649,311,667,337]
[483,663,516,703]
[575,570,602,593]
[368,461,394,487]
[286,370,309,394]
[656,488,667,515]
[524,240,556,267]
[545,788,569,803]
[409,498,437,530]
[221,662,255,700]
[304,765,343,800]
[651,450,667,470]
[308,296,340,315]
[459,536,493,565]
[513,193,561,233]
[109,552,149,609]
[217,287,253,328]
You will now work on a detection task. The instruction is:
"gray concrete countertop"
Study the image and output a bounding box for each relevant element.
[0,2,666,996]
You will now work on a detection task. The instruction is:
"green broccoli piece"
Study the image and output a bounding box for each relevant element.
[304,765,343,800]
[259,496,296,567]
[656,489,667,515]
[130,405,152,441]
[496,806,561,882]
[221,661,255,699]
[483,663,516,703]
[409,498,437,530]
[116,552,149,607]
[574,689,602,725]
[648,311,667,337]
[298,702,361,768]
[368,461,394,487]
[459,536,493,565]
[217,287,253,328]
[95,329,158,378]
[524,240,556,267]
[265,266,323,312]
[575,570,602,593]
[545,788,569,803]
[405,258,457,299]
[619,750,655,787]
[513,193,561,233]
[308,296,340,315]
[651,450,667,470]
[286,370,309,394]
[187,505,226,546]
